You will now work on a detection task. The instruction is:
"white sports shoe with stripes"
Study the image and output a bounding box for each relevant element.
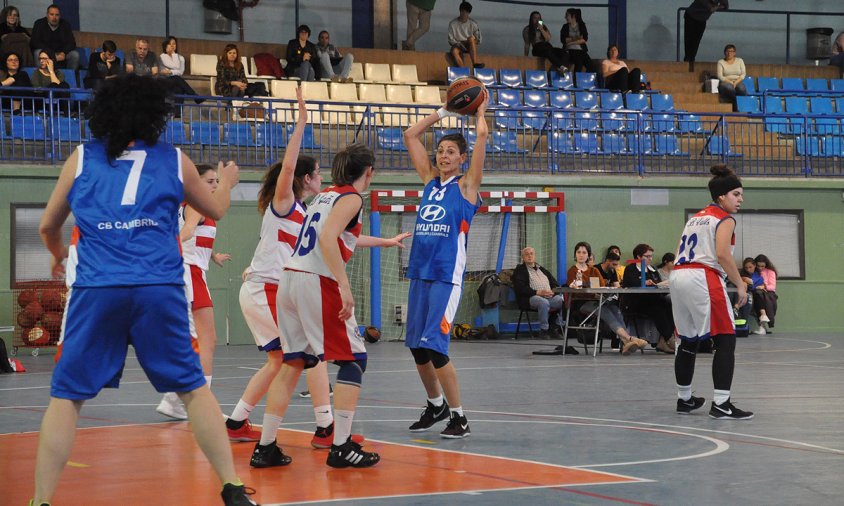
[326,438,380,468]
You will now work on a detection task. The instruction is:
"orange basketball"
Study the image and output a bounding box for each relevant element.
[42,311,64,334]
[40,289,64,312]
[446,77,486,116]
[24,301,44,321]
[18,289,38,308]
[17,311,36,328]
[26,326,51,346]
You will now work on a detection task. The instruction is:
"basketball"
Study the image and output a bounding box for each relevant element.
[17,311,36,328]
[18,289,38,308]
[364,326,381,344]
[23,301,44,321]
[26,326,51,346]
[42,311,64,334]
[41,289,64,312]
[446,77,486,116]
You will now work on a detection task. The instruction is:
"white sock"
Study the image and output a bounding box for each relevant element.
[334,409,354,446]
[713,389,730,405]
[677,384,692,401]
[163,392,180,404]
[259,414,283,446]
[204,375,212,387]
[451,405,464,417]
[314,404,333,428]
[230,399,255,422]
[428,395,444,407]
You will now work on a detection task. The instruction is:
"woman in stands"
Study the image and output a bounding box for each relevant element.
[655,252,675,283]
[566,241,648,355]
[522,11,569,75]
[84,40,122,90]
[602,44,642,93]
[671,164,752,420]
[716,44,747,110]
[31,49,69,89]
[0,5,28,37]
[752,253,778,334]
[158,35,203,105]
[0,51,32,113]
[561,8,596,73]
[0,6,31,67]
[215,43,267,97]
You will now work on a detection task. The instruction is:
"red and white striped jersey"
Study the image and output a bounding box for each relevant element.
[285,185,362,280]
[244,200,306,284]
[674,204,735,277]
[180,204,216,271]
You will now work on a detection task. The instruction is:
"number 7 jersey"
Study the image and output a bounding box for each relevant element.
[285,185,362,280]
[674,203,735,277]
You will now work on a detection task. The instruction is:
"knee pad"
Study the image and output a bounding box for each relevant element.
[410,347,432,365]
[335,359,366,387]
[430,350,450,369]
[712,334,736,354]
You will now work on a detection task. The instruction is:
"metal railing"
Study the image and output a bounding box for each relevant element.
[0,87,842,177]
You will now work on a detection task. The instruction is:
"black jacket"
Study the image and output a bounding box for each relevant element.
[30,17,76,54]
[512,263,559,310]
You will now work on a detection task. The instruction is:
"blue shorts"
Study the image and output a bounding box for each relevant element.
[51,285,206,400]
[405,279,463,356]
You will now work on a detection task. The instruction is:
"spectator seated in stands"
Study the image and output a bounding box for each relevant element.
[565,241,648,355]
[158,36,203,104]
[717,44,747,110]
[84,39,122,90]
[596,250,621,287]
[0,51,32,113]
[0,5,33,67]
[511,246,563,339]
[125,38,158,77]
[621,243,675,353]
[315,30,353,83]
[752,253,778,334]
[285,24,318,81]
[602,44,642,93]
[447,1,484,69]
[29,4,79,70]
[522,11,569,75]
[830,31,844,75]
[561,8,596,73]
[31,49,68,88]
[215,43,267,98]
[736,257,760,329]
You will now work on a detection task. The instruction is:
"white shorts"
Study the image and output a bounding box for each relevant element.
[277,269,366,363]
[670,266,734,341]
[239,280,283,351]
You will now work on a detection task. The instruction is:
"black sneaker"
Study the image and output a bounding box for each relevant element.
[677,395,706,414]
[221,483,259,506]
[440,412,471,439]
[299,384,333,398]
[409,400,450,431]
[709,399,754,420]
[249,440,292,468]
[326,438,380,468]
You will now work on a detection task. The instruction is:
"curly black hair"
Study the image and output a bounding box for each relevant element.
[86,74,170,161]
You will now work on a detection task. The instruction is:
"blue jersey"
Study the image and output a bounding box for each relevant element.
[66,140,185,287]
[407,175,480,285]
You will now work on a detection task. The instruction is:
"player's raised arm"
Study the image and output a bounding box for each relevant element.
[274,86,308,210]
[460,90,489,203]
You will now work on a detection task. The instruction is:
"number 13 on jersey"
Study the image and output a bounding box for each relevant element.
[677,233,698,264]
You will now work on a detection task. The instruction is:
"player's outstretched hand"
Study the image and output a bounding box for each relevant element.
[218,160,240,188]
[338,284,355,321]
[296,86,308,120]
[51,256,65,279]
[385,232,412,248]
[475,89,490,117]
[212,252,232,267]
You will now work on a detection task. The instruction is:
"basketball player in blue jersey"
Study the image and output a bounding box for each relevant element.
[31,75,258,506]
[401,90,489,438]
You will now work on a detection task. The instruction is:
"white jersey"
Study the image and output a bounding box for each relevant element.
[285,185,362,280]
[244,200,307,284]
[180,204,216,271]
[674,204,735,277]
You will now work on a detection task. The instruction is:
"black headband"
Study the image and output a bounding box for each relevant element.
[709,175,742,201]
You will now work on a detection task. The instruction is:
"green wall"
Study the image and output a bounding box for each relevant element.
[2,166,842,353]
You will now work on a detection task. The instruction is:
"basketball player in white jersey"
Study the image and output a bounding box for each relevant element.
[670,164,752,420]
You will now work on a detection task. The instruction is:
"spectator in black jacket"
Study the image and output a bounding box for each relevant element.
[30,4,79,70]
[84,40,122,90]
[285,24,318,81]
[512,247,563,339]
[621,243,675,353]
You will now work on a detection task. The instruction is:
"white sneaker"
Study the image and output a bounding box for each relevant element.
[753,327,767,335]
[759,314,770,323]
[156,392,187,420]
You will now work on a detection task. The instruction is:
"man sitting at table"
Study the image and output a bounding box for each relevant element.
[511,246,563,339]
[596,250,621,287]
[621,243,676,353]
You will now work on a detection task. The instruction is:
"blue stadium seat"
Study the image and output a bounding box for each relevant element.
[650,94,675,112]
[624,93,649,111]
[756,77,779,92]
[650,113,676,133]
[376,127,406,151]
[523,109,550,130]
[114,49,125,62]
[763,96,783,114]
[550,109,574,130]
[822,136,843,157]
[63,72,78,88]
[707,136,742,157]
[499,68,523,88]
[76,47,91,66]
[677,114,703,133]
[286,124,321,149]
[523,89,547,108]
[162,121,188,144]
[549,90,573,109]
[574,91,598,110]
[191,121,221,144]
[493,89,522,129]
[49,116,83,142]
[10,114,46,140]
[473,67,498,88]
[522,90,549,130]
[795,136,820,156]
[492,130,527,153]
[787,117,807,135]
[837,98,844,114]
[550,71,573,89]
[810,97,834,114]
[599,91,623,110]
[626,134,653,154]
[547,132,576,153]
[493,109,520,130]
[764,115,788,133]
[736,96,761,114]
[602,133,629,154]
[784,97,808,114]
[255,123,286,148]
[831,79,844,92]
[495,89,521,108]
[224,123,254,146]
[574,72,596,90]
[601,111,634,131]
[525,69,549,88]
[780,77,803,91]
[805,78,828,91]
[574,111,600,131]
[742,76,756,95]
[812,117,841,136]
[573,132,601,154]
[447,66,471,83]
[653,134,686,155]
